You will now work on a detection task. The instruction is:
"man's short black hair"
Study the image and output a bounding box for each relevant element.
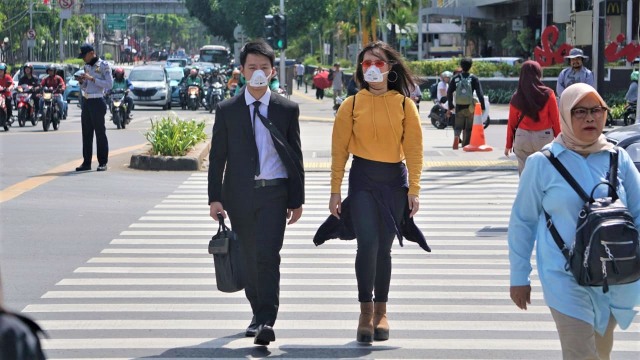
[460,57,472,72]
[240,40,275,67]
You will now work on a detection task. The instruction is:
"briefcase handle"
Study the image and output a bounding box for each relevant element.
[216,213,230,235]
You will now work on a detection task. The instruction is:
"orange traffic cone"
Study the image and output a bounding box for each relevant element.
[463,103,493,152]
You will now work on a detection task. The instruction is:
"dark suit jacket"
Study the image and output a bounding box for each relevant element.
[208,91,304,215]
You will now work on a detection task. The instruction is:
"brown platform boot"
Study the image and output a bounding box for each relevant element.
[453,136,460,150]
[356,302,374,343]
[373,302,389,341]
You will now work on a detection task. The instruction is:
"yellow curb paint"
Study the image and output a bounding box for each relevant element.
[0,143,148,204]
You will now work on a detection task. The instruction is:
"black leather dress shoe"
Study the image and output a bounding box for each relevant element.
[245,317,258,337]
[75,164,91,172]
[254,324,275,346]
[96,164,107,172]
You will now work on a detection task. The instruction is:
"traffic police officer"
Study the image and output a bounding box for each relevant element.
[76,43,113,172]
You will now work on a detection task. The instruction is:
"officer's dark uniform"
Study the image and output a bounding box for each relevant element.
[76,44,113,172]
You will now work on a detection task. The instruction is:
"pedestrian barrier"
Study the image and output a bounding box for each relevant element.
[463,102,493,152]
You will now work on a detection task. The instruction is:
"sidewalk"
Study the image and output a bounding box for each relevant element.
[289,88,517,172]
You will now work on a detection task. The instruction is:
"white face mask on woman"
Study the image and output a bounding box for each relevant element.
[363,66,388,83]
[248,69,271,87]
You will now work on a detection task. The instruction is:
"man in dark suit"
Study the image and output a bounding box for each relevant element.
[208,40,304,347]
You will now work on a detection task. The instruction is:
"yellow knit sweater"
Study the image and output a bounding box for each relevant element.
[331,89,424,196]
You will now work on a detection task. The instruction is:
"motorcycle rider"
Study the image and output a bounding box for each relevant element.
[178,66,191,107]
[17,63,41,116]
[39,64,66,120]
[625,70,638,106]
[110,67,134,119]
[184,68,204,106]
[227,68,241,95]
[0,63,15,121]
[437,71,452,101]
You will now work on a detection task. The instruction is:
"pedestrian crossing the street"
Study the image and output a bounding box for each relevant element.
[22,171,640,359]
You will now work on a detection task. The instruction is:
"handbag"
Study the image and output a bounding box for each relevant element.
[208,214,244,293]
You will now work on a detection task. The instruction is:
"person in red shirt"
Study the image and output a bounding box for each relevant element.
[0,63,15,121]
[39,64,66,120]
[504,60,561,175]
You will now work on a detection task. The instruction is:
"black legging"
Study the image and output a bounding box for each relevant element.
[349,158,407,303]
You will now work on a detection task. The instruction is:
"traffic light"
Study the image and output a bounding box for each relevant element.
[273,14,287,50]
[263,15,275,49]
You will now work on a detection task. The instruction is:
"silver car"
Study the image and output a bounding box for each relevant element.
[128,65,172,110]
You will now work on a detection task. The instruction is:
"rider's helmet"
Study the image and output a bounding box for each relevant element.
[631,70,639,82]
[189,68,197,77]
[441,71,453,80]
[212,67,219,76]
[23,63,33,73]
[46,63,57,74]
[0,63,6,74]
[114,67,125,79]
[183,66,191,77]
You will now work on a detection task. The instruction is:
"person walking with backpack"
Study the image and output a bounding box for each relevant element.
[504,60,561,175]
[318,41,428,344]
[508,83,640,359]
[446,58,486,149]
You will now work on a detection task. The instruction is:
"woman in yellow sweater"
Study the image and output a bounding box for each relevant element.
[329,41,424,343]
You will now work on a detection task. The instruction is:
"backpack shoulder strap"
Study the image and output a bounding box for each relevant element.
[541,149,590,202]
[608,147,619,199]
[540,149,573,260]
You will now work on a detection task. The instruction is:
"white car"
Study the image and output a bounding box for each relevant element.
[128,65,172,110]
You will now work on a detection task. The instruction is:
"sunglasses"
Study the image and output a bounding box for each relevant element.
[571,106,608,119]
[360,60,392,68]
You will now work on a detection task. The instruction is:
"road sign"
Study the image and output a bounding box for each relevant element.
[27,29,36,40]
[58,0,74,9]
[106,14,127,31]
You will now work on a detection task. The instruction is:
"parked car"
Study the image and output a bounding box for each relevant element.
[165,66,185,107]
[605,123,640,171]
[128,65,172,110]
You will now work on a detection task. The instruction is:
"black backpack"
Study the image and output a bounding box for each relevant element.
[542,148,640,293]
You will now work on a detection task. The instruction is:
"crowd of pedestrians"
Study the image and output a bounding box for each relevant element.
[2,39,639,360]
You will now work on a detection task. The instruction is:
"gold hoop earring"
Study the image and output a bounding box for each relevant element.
[387,71,398,83]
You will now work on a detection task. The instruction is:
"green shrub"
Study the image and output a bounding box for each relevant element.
[609,103,626,120]
[63,58,85,67]
[601,91,627,108]
[144,115,207,156]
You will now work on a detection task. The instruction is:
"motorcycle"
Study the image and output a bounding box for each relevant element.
[429,98,454,129]
[187,85,200,111]
[109,89,129,129]
[623,103,637,126]
[16,84,38,127]
[41,86,61,131]
[0,86,9,131]
[208,82,224,113]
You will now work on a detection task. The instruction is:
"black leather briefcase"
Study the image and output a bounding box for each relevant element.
[208,214,244,293]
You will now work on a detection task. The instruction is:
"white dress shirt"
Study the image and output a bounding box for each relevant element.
[244,88,288,180]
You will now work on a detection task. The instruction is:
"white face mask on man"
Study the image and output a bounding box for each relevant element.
[248,69,271,87]
[363,66,388,83]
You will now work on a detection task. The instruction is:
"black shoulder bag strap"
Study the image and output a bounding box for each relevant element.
[541,148,619,259]
[541,149,589,259]
[512,113,525,141]
[255,112,303,174]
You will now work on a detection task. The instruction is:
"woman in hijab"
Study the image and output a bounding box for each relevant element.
[508,83,640,359]
[505,60,561,175]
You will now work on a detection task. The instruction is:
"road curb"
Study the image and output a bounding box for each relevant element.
[129,140,211,171]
